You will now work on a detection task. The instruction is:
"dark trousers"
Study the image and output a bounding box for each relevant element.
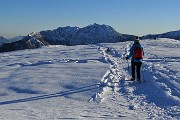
[131,62,142,80]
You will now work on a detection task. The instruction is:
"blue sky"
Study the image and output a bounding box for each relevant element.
[0,0,180,38]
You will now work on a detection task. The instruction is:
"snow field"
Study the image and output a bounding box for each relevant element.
[0,38,179,119]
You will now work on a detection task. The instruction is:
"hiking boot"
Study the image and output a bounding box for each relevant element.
[131,78,135,81]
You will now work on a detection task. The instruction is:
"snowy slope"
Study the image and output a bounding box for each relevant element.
[0,38,179,119]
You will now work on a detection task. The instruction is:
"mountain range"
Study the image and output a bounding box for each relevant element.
[0,24,135,53]
[0,23,180,53]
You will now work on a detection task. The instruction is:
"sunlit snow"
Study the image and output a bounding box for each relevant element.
[0,38,179,119]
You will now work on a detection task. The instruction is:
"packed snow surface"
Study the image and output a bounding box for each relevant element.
[0,38,179,119]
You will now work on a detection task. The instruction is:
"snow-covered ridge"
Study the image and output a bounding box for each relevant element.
[0,23,135,53]
[37,23,128,45]
[143,30,180,40]
[69,23,124,45]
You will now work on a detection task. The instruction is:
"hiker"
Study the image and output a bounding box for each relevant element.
[126,36,144,83]
[107,48,110,53]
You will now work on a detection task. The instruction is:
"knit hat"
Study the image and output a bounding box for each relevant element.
[134,36,140,43]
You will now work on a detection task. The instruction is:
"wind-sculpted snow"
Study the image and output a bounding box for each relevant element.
[0,38,179,119]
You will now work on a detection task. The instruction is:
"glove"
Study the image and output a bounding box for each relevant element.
[126,56,128,60]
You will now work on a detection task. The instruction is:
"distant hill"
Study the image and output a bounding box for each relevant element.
[7,36,25,42]
[142,30,180,40]
[0,24,136,53]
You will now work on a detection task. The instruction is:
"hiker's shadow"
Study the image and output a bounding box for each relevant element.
[0,84,100,105]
